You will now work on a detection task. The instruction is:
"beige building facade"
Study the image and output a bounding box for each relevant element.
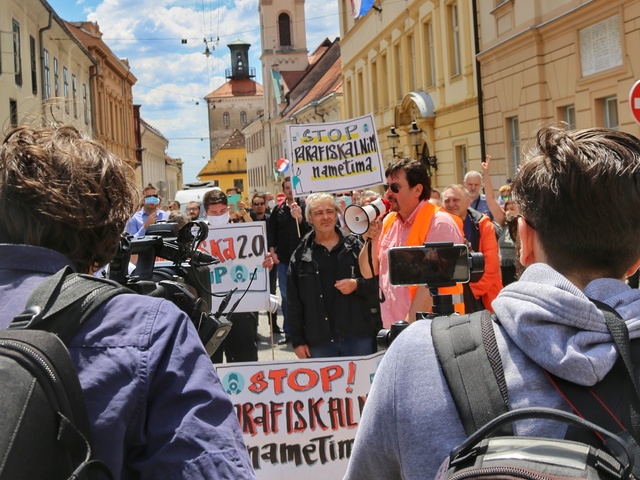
[139,118,170,198]
[257,0,311,196]
[478,0,640,187]
[255,0,344,197]
[339,0,481,188]
[66,21,138,169]
[0,0,94,135]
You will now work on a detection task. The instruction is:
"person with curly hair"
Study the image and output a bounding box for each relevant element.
[0,124,255,479]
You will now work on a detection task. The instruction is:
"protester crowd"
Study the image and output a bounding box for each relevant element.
[4,122,640,479]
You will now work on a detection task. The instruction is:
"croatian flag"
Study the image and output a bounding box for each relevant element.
[351,0,375,18]
[277,158,290,173]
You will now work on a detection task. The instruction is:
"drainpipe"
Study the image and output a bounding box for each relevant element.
[88,57,99,136]
[472,0,486,164]
[39,10,52,103]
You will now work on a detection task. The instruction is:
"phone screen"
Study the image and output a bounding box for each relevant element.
[387,245,470,286]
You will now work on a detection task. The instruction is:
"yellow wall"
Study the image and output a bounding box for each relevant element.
[340,0,480,189]
[199,145,250,202]
[478,0,640,187]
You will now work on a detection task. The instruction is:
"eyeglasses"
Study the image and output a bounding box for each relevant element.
[186,207,199,212]
[252,202,266,207]
[145,195,158,199]
[383,183,403,194]
[505,214,530,241]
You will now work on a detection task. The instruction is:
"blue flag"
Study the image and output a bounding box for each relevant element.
[351,0,375,18]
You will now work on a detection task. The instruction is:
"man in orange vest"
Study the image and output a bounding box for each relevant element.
[359,158,464,328]
[443,184,503,312]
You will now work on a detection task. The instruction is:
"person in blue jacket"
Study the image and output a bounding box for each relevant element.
[0,124,255,479]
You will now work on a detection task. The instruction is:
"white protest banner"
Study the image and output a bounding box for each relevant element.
[215,352,384,479]
[198,222,270,312]
[286,114,385,196]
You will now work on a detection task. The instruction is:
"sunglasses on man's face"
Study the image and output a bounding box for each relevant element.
[383,183,403,194]
[145,195,158,199]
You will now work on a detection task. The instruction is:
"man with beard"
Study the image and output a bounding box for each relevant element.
[359,158,463,327]
[345,126,640,480]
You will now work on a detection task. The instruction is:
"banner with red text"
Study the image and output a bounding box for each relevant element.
[285,114,384,196]
[198,222,270,312]
[215,352,385,479]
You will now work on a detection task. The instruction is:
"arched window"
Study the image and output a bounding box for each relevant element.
[279,13,292,47]
[240,111,247,124]
[223,112,230,126]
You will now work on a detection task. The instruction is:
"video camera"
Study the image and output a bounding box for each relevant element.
[377,242,484,349]
[108,221,232,357]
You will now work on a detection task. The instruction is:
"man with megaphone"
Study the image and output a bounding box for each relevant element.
[358,158,464,328]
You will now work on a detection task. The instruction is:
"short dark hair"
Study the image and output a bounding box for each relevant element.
[0,124,138,272]
[202,189,227,210]
[512,125,640,278]
[143,184,157,195]
[385,158,431,201]
[252,192,267,203]
[282,176,291,189]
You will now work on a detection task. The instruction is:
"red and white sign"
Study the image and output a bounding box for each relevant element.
[630,80,640,125]
[276,192,286,203]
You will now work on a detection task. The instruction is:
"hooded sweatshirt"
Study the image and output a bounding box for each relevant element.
[344,263,640,480]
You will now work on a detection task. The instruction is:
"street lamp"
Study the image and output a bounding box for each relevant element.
[407,120,438,175]
[387,127,400,161]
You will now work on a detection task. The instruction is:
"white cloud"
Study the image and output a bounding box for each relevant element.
[64,0,339,182]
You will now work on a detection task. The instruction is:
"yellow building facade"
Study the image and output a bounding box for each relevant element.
[339,0,481,188]
[478,0,640,186]
[198,129,249,201]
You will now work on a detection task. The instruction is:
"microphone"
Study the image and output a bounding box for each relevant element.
[190,250,218,265]
[344,197,391,235]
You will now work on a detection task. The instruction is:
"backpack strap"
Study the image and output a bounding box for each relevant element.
[10,266,131,345]
[549,301,640,444]
[432,310,510,436]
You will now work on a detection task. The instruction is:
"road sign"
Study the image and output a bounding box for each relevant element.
[630,80,640,124]
[276,192,286,203]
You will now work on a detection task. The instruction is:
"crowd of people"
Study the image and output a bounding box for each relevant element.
[3,121,640,479]
[123,140,638,363]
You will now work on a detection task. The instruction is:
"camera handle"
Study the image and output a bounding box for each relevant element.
[430,287,455,316]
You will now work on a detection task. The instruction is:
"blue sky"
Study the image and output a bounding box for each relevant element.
[46,0,341,183]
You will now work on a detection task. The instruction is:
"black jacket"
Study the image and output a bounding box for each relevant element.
[287,229,379,348]
[266,199,309,265]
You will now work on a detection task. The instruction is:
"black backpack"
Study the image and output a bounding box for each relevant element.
[1,267,129,480]
[432,308,640,479]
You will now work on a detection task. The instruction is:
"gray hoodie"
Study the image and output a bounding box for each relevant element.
[344,263,640,480]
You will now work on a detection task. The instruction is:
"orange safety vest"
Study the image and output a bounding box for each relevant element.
[382,202,465,314]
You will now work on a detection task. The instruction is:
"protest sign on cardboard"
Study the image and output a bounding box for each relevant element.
[286,114,385,196]
[216,352,384,479]
[198,222,270,313]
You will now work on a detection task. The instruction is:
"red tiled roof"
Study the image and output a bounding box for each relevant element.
[205,79,264,99]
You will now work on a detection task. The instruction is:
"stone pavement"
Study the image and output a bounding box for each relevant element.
[256,309,297,362]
